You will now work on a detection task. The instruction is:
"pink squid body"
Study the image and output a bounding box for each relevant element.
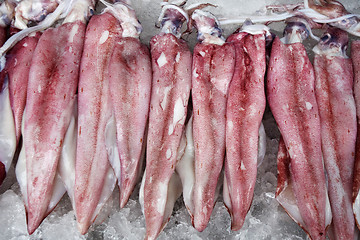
[6,33,41,143]
[353,40,360,230]
[192,41,235,232]
[107,36,152,208]
[143,33,192,240]
[0,33,41,187]
[314,42,357,240]
[267,37,328,240]
[23,20,86,234]
[223,31,266,231]
[75,12,120,235]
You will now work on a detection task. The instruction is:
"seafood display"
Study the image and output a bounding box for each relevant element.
[1,0,360,239]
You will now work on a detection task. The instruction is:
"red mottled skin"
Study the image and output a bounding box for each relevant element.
[0,27,6,47]
[224,31,266,231]
[315,48,356,240]
[107,37,152,208]
[4,33,41,143]
[267,37,327,240]
[75,13,121,235]
[192,41,235,232]
[143,33,192,240]
[24,20,85,234]
[353,40,360,229]
[0,33,40,187]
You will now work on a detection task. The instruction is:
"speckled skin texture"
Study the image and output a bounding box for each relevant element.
[24,20,85,234]
[223,31,266,231]
[75,13,120,234]
[143,33,191,240]
[314,48,356,240]
[352,40,360,231]
[5,33,41,143]
[267,37,327,240]
[107,37,151,208]
[192,41,235,232]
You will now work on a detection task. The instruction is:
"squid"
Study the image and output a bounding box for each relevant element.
[0,0,45,186]
[75,0,150,234]
[0,0,18,186]
[0,0,66,187]
[74,3,120,235]
[353,40,360,231]
[103,0,151,209]
[313,26,357,240]
[267,17,331,240]
[13,0,61,30]
[0,31,41,187]
[15,0,95,234]
[223,22,268,231]
[0,0,16,46]
[139,3,192,239]
[304,0,360,37]
[191,9,235,232]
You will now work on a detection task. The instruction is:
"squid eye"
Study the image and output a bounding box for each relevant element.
[89,8,95,15]
[37,11,46,22]
[172,18,182,29]
[321,33,331,43]
[338,18,350,28]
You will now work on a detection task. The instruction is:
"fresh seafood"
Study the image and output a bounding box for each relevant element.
[353,39,360,231]
[223,22,268,231]
[304,0,360,37]
[13,0,60,30]
[0,0,16,46]
[191,9,235,232]
[268,17,331,240]
[0,0,17,186]
[140,3,191,239]
[74,1,143,234]
[103,0,151,209]
[0,32,41,187]
[15,0,94,234]
[313,26,356,240]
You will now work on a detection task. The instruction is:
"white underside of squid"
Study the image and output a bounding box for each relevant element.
[354,194,360,226]
[57,97,77,211]
[0,77,16,173]
[105,113,121,183]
